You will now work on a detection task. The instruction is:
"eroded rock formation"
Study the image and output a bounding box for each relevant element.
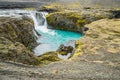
[46,10,113,33]
[0,17,39,65]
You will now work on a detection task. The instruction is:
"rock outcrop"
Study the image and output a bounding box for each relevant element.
[57,44,74,55]
[0,17,39,65]
[0,17,37,49]
[38,52,61,65]
[46,10,113,33]
[46,12,86,33]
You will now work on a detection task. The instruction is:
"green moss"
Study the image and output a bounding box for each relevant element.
[0,17,38,65]
[76,19,86,28]
[58,52,68,55]
[5,23,17,41]
[46,12,86,33]
[38,52,61,65]
[71,40,84,58]
[46,14,54,24]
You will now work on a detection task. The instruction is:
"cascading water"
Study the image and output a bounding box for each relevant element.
[0,9,82,56]
[33,12,55,35]
[32,12,82,56]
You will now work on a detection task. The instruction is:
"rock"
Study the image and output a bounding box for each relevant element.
[0,17,39,65]
[57,44,74,55]
[0,17,37,49]
[0,36,39,65]
[0,16,63,65]
[109,10,120,18]
[46,11,113,33]
[38,52,61,65]
[46,12,86,33]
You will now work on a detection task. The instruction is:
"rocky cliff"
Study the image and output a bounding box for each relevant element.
[0,17,39,65]
[46,10,113,33]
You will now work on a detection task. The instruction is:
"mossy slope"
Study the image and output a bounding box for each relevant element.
[0,17,39,65]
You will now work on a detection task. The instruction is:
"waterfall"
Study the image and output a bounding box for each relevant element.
[0,9,54,35]
[30,11,55,35]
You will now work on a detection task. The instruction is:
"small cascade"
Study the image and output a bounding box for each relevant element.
[34,12,55,35]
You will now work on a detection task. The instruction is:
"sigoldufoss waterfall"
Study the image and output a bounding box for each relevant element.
[0,10,82,56]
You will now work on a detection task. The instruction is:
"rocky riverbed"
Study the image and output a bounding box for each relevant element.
[0,0,120,80]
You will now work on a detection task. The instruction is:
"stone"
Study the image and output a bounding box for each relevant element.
[38,52,61,65]
[57,44,74,55]
[0,17,37,49]
[0,17,39,65]
[46,10,113,33]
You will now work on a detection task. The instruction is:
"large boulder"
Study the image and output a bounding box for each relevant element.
[46,12,86,33]
[57,44,74,55]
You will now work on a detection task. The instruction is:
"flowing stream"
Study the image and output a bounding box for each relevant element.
[0,9,82,56]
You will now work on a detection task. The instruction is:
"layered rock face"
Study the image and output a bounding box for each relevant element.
[0,17,39,65]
